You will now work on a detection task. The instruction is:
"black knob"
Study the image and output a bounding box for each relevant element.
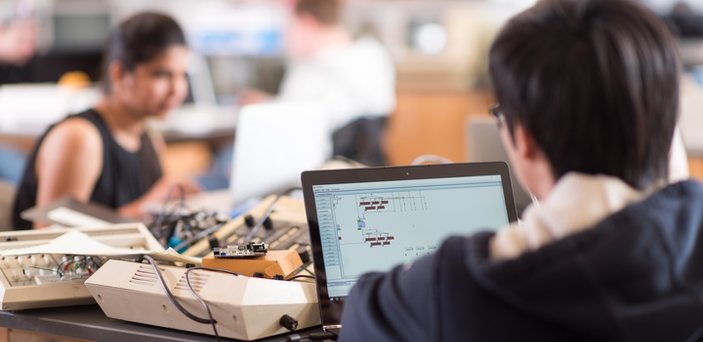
[244,215,255,228]
[279,314,298,331]
[208,236,220,249]
[263,217,273,230]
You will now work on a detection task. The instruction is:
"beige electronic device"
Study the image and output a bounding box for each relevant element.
[0,223,163,310]
[86,259,320,341]
[184,195,311,261]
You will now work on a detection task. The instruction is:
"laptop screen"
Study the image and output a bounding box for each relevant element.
[302,162,518,326]
[230,102,331,206]
[312,174,509,299]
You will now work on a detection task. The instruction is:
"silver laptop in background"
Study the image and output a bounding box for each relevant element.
[467,116,533,214]
[182,102,331,214]
[229,102,332,207]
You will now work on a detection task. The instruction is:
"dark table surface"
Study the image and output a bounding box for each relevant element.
[0,304,322,342]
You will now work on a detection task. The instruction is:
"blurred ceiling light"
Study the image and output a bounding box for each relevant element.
[414,22,447,55]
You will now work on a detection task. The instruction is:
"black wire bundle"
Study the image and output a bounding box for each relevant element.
[148,184,227,249]
[149,184,187,244]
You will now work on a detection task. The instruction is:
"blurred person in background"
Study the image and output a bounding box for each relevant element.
[12,12,200,229]
[243,0,395,131]
[666,1,703,38]
[0,0,37,82]
[0,1,38,184]
[200,0,396,190]
[280,0,396,166]
[274,0,396,133]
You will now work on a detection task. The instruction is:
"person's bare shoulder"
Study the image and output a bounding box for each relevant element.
[36,116,104,188]
[41,117,102,157]
[34,116,105,205]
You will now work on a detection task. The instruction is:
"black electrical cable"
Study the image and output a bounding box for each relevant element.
[56,257,70,277]
[183,266,243,341]
[310,330,339,340]
[156,184,185,226]
[141,255,215,325]
[243,187,302,244]
[185,266,240,277]
[172,221,226,252]
[151,184,187,242]
[184,267,220,341]
[285,330,339,341]
[287,274,315,281]
[145,255,314,342]
[143,258,243,342]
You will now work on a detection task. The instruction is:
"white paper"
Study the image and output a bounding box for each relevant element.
[0,230,151,256]
[0,230,202,266]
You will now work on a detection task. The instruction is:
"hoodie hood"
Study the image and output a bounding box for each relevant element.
[468,180,703,341]
[491,173,645,261]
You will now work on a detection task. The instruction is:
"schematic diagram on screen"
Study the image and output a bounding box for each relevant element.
[315,175,511,292]
[329,191,428,249]
[356,193,428,215]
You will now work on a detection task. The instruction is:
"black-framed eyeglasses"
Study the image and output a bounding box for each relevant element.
[489,103,506,128]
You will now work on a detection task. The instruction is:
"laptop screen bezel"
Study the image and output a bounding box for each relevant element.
[301,162,519,327]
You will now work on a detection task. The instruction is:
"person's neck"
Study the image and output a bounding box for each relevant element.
[315,25,352,51]
[95,98,145,137]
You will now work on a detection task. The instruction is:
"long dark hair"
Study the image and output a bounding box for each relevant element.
[100,12,186,93]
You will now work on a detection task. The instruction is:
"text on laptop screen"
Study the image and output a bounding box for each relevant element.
[311,174,510,299]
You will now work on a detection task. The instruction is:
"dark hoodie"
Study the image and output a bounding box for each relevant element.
[339,180,703,341]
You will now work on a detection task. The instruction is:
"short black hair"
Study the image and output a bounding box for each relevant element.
[295,0,342,26]
[100,12,186,93]
[489,0,681,190]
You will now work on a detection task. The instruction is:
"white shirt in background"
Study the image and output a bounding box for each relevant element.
[278,36,396,131]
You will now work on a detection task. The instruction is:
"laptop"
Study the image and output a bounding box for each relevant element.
[228,102,332,207]
[301,162,518,333]
[467,116,533,214]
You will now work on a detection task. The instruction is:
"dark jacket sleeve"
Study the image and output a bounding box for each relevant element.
[338,252,438,341]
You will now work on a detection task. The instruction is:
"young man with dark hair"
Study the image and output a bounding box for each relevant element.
[281,0,395,132]
[339,0,703,340]
[200,0,396,189]
[243,0,395,133]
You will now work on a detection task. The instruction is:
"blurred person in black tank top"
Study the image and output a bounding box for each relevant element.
[12,12,200,229]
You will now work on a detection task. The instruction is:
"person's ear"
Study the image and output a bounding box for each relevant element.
[503,122,555,201]
[108,61,132,93]
[513,124,541,161]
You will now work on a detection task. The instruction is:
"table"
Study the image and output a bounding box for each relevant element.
[0,305,321,342]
